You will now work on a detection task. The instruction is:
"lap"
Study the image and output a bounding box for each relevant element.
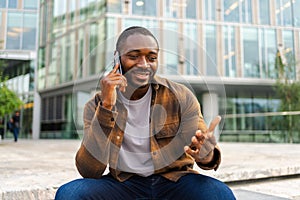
[55,174,235,200]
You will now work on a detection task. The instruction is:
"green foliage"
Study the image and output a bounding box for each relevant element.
[274,49,300,143]
[0,60,24,117]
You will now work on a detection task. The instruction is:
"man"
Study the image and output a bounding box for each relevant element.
[55,26,235,199]
[12,111,20,142]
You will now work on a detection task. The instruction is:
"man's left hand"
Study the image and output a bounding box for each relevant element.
[184,116,221,164]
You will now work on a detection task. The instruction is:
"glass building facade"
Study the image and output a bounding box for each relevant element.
[38,0,300,141]
[0,0,39,138]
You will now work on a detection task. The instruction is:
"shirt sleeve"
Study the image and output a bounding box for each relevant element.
[75,94,118,178]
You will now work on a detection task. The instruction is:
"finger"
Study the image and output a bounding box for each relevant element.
[208,115,221,132]
[110,63,120,74]
[184,146,199,157]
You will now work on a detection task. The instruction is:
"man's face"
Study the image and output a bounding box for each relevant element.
[119,33,159,88]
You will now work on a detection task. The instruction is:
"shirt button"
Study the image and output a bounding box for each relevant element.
[111,117,114,121]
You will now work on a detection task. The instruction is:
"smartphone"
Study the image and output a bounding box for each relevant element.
[114,51,123,74]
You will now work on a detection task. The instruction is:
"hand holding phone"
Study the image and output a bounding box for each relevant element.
[114,51,123,74]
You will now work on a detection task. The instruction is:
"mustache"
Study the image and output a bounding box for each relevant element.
[127,67,154,75]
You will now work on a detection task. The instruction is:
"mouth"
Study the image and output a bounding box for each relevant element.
[132,70,152,81]
[134,71,151,79]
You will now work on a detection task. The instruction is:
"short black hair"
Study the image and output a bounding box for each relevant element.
[116,26,159,52]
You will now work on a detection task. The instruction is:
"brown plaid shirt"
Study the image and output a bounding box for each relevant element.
[76,76,221,182]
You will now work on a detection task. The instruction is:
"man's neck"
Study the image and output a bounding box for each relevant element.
[122,84,150,100]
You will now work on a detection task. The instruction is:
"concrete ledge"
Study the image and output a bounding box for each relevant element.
[1,140,300,199]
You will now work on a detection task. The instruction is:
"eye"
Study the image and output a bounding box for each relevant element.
[127,55,139,60]
[148,56,157,62]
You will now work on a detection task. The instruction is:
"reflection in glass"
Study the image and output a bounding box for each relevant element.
[223,26,236,77]
[242,27,259,78]
[6,12,22,50]
[224,0,239,22]
[132,0,157,16]
[224,96,282,133]
[22,13,37,50]
[205,25,217,76]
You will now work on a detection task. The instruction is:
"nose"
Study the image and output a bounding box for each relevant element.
[136,56,149,68]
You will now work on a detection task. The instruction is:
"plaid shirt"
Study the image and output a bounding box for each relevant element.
[76,76,221,182]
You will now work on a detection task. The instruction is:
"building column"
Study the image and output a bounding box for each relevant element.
[32,91,41,139]
[202,92,220,140]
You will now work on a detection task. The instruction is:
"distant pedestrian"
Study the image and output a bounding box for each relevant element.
[0,118,4,140]
[11,111,20,142]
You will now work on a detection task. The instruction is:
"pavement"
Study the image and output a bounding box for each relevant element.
[0,139,300,200]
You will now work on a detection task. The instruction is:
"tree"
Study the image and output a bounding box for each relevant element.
[274,49,300,143]
[0,59,23,117]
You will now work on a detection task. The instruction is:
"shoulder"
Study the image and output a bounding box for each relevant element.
[154,76,197,101]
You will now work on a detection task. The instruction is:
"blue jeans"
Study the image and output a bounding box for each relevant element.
[55,173,235,200]
[13,127,19,142]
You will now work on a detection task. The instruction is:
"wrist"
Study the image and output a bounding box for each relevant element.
[198,149,214,164]
[101,101,114,110]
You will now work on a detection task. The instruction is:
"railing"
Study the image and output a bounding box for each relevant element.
[221,111,300,143]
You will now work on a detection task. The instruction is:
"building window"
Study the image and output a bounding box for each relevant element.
[89,23,98,76]
[259,29,277,79]
[107,0,122,13]
[132,0,157,16]
[23,0,38,10]
[224,0,252,23]
[203,0,216,21]
[22,13,37,50]
[258,0,270,25]
[184,23,198,75]
[282,30,296,79]
[186,0,197,19]
[163,22,178,75]
[205,25,217,76]
[0,0,6,8]
[242,27,259,78]
[293,0,300,27]
[276,0,293,26]
[163,0,179,18]
[224,0,239,22]
[8,0,17,8]
[223,26,236,77]
[6,12,22,50]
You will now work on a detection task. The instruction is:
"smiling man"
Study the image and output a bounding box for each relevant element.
[55,26,235,200]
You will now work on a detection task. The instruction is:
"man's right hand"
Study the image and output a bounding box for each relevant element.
[100,63,127,110]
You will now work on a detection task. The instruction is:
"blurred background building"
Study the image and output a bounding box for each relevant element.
[0,0,39,138]
[4,0,300,142]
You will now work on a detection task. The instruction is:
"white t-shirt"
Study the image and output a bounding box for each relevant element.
[117,87,154,176]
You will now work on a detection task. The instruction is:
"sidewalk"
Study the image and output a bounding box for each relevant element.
[0,139,300,200]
